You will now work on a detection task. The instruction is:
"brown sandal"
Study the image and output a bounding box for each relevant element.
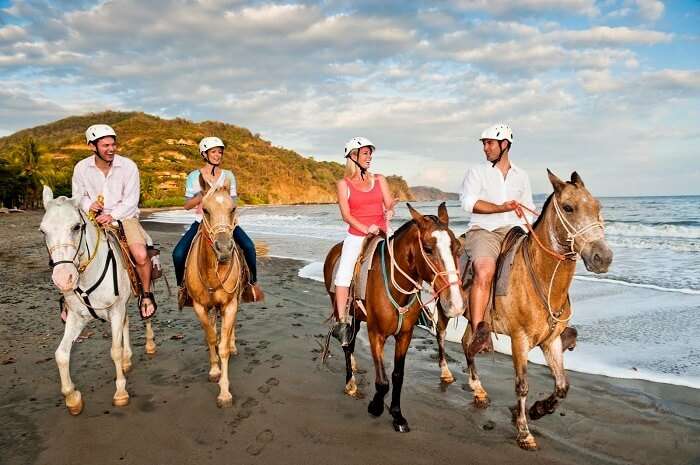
[139,292,157,320]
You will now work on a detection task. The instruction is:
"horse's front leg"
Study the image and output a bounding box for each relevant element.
[461,323,489,408]
[389,328,414,432]
[216,298,239,408]
[144,318,156,355]
[121,312,133,373]
[530,335,569,420]
[511,335,537,450]
[229,305,239,356]
[435,306,454,384]
[55,309,88,415]
[367,328,389,417]
[193,302,220,383]
[110,307,130,407]
[344,318,362,397]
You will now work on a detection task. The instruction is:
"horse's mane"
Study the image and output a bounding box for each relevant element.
[390,215,440,241]
[532,193,553,230]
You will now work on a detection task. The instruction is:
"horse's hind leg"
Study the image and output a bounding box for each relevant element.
[144,318,157,355]
[530,336,568,420]
[462,324,489,408]
[511,335,537,450]
[367,329,389,418]
[436,307,454,384]
[389,329,413,433]
[111,308,130,407]
[55,310,88,415]
[344,319,362,398]
[121,313,133,373]
[193,302,221,383]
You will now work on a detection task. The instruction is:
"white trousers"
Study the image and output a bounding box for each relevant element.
[333,234,366,287]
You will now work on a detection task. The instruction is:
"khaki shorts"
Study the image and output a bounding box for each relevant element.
[122,218,148,247]
[463,226,511,261]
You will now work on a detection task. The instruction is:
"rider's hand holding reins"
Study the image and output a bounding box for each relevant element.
[367,224,381,235]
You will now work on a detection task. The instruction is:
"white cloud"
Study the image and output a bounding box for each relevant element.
[451,0,600,17]
[635,0,665,21]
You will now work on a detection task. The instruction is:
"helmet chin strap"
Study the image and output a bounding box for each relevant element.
[202,154,221,175]
[346,155,367,179]
[94,149,113,166]
[490,141,509,167]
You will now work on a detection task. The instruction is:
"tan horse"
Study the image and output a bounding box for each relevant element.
[435,170,613,450]
[184,176,246,408]
[324,203,464,432]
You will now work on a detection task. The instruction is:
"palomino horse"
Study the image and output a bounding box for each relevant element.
[323,203,464,432]
[435,170,613,449]
[41,186,156,415]
[184,176,245,408]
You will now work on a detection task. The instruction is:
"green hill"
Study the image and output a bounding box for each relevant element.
[0,111,413,208]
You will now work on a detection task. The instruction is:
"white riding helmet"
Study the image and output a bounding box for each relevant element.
[344,137,375,157]
[479,123,513,143]
[85,124,117,144]
[199,136,225,154]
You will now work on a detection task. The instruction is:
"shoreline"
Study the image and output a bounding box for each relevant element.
[2,211,699,464]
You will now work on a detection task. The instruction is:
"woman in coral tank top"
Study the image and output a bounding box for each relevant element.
[332,137,396,346]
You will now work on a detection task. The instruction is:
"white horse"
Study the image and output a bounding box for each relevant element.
[41,186,155,415]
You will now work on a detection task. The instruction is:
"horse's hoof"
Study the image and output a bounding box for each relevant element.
[517,434,538,451]
[473,396,490,409]
[440,375,455,384]
[145,343,157,355]
[393,421,410,433]
[217,396,234,408]
[113,393,130,407]
[209,372,222,383]
[344,382,358,397]
[368,400,384,417]
[66,391,84,416]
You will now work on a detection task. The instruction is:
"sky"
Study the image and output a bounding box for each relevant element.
[0,0,698,196]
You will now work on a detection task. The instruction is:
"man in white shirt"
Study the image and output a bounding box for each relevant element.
[459,123,535,357]
[71,124,156,320]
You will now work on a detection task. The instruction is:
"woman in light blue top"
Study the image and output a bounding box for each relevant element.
[172,137,263,305]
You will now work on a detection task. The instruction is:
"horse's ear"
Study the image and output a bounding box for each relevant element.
[42,185,54,209]
[407,203,424,224]
[437,202,449,225]
[547,169,566,194]
[570,171,585,187]
[199,173,210,196]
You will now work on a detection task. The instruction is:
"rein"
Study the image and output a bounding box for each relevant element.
[46,211,119,322]
[379,225,462,334]
[192,214,242,296]
[513,197,604,328]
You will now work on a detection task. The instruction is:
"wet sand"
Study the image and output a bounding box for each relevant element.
[1,211,699,465]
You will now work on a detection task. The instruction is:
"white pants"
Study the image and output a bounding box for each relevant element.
[334,234,366,287]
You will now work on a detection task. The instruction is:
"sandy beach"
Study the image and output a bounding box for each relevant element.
[1,211,699,465]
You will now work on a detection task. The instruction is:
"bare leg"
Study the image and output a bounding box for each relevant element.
[217,299,238,408]
[389,328,413,432]
[530,336,569,420]
[110,308,130,407]
[469,258,495,332]
[121,313,133,373]
[511,335,537,450]
[335,286,350,322]
[462,323,489,408]
[129,243,154,318]
[55,309,88,415]
[436,306,454,384]
[193,302,220,383]
[367,328,389,417]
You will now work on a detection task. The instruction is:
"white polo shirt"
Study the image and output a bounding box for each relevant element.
[460,161,535,232]
[71,154,140,220]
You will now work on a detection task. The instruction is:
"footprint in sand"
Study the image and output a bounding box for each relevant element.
[246,429,274,456]
[257,377,279,394]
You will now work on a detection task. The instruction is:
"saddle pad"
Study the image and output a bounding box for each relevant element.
[329,235,385,300]
[459,227,527,297]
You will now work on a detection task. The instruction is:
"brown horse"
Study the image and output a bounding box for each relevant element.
[184,176,246,407]
[435,170,613,449]
[323,203,465,432]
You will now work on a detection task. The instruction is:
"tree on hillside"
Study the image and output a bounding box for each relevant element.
[4,138,52,209]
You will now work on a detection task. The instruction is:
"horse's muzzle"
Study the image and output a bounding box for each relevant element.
[213,236,234,263]
[52,264,78,292]
[581,239,613,274]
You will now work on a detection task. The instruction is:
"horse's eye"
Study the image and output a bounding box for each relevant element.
[203,208,209,215]
[72,224,81,232]
[563,204,574,213]
[424,246,433,254]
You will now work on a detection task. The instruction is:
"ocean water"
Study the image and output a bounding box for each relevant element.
[146,195,700,388]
